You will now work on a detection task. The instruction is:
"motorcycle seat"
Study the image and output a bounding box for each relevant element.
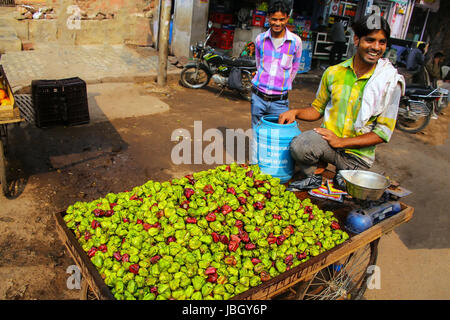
[222,56,256,68]
[405,85,436,97]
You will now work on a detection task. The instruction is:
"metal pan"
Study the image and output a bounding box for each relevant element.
[339,170,390,201]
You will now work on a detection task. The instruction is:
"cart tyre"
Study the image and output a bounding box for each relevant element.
[0,139,7,196]
[299,239,379,300]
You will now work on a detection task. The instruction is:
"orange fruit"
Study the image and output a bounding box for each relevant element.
[0,89,7,100]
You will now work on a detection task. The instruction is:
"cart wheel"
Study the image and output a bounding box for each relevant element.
[298,239,379,300]
[0,139,8,196]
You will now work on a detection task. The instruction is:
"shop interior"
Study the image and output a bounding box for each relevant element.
[205,0,361,73]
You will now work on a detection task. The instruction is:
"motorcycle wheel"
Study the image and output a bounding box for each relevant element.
[239,71,253,102]
[180,64,211,89]
[396,99,432,133]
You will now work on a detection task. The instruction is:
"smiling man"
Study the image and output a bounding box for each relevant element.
[250,0,302,128]
[278,15,405,190]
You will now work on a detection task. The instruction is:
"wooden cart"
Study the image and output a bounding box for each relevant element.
[54,190,414,300]
[0,65,25,196]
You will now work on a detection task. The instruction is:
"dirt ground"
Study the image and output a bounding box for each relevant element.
[0,76,448,300]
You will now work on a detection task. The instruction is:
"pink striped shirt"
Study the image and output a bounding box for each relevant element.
[252,28,302,95]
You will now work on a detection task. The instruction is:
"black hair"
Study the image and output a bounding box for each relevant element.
[434,51,444,58]
[268,1,290,15]
[352,14,391,40]
[418,43,426,52]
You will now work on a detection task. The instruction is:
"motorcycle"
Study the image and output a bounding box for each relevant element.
[180,23,256,101]
[396,84,448,133]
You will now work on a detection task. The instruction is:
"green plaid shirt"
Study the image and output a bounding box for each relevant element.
[312,58,399,166]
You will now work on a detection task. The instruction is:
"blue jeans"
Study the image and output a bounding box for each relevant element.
[251,92,289,128]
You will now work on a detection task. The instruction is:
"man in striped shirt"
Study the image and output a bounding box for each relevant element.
[279,15,404,190]
[250,1,302,128]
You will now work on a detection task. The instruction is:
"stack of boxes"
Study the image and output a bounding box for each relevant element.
[251,10,266,27]
[209,12,235,50]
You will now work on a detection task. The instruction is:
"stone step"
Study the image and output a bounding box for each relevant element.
[0,17,21,54]
[0,26,17,38]
[0,35,22,54]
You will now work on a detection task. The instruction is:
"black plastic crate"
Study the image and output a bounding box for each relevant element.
[31,79,63,128]
[31,77,89,128]
[62,78,90,126]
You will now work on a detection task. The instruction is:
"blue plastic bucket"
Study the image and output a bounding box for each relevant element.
[253,115,301,183]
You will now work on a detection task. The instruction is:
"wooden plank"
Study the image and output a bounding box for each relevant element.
[54,211,115,300]
[0,65,24,124]
[232,204,414,300]
[0,108,15,121]
[0,107,24,124]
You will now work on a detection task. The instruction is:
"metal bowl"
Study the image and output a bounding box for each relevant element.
[339,170,390,201]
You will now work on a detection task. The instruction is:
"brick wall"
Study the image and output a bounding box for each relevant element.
[15,1,59,5]
[14,0,153,15]
[72,0,148,14]
[13,0,155,46]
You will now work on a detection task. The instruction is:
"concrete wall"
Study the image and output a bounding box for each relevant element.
[171,0,209,58]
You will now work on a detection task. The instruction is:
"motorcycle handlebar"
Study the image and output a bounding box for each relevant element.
[205,31,213,45]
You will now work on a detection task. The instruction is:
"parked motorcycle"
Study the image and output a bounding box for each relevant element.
[396,84,448,133]
[180,23,256,101]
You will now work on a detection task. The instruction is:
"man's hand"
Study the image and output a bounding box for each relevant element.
[314,128,344,148]
[278,110,298,124]
[314,128,385,149]
[279,107,322,124]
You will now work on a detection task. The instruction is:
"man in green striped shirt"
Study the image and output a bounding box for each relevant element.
[279,15,404,190]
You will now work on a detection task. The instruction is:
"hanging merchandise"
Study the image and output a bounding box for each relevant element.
[298,41,312,74]
[330,0,340,16]
[291,16,312,41]
[237,8,251,28]
[252,10,267,27]
[257,2,268,12]
[415,0,440,13]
